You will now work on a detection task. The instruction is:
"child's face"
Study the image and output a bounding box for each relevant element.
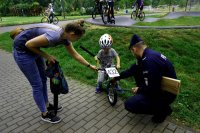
[103,47,110,53]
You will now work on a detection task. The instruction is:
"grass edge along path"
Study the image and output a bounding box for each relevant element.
[134,16,200,26]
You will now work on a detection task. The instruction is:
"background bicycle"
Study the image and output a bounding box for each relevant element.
[131,7,145,21]
[41,10,59,24]
[101,2,115,24]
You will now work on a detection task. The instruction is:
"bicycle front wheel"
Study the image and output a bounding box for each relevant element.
[139,12,145,21]
[53,16,59,24]
[106,82,117,106]
[41,17,49,23]
[101,7,107,24]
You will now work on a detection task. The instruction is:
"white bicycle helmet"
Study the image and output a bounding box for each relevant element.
[99,33,113,49]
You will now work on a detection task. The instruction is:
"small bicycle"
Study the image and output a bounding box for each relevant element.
[131,7,145,21]
[100,66,122,106]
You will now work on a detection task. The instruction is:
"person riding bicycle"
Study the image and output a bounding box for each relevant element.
[46,3,54,23]
[107,0,115,19]
[95,33,121,93]
[95,0,104,13]
[132,0,144,17]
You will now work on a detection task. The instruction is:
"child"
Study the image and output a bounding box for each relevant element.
[95,33,121,93]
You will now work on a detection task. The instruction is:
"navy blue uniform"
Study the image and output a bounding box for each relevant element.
[117,48,177,118]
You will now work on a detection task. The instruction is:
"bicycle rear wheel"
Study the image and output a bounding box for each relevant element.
[106,82,117,106]
[53,16,59,24]
[41,17,49,23]
[139,12,145,21]
[101,7,107,24]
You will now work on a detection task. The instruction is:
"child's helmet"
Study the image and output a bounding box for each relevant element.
[99,33,113,49]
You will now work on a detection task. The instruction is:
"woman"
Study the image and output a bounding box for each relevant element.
[12,21,97,124]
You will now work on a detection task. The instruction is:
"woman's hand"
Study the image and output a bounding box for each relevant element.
[46,55,57,64]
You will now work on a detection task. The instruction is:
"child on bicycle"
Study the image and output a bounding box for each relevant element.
[95,33,121,93]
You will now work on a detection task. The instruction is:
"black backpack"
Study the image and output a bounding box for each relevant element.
[45,61,69,94]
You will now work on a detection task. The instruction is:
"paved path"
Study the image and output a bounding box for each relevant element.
[0,49,198,133]
[85,11,200,28]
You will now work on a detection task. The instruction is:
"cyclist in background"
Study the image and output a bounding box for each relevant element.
[46,3,54,23]
[107,0,115,19]
[95,0,104,13]
[133,0,144,16]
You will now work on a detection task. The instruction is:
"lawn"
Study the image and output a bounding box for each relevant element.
[134,16,200,26]
[0,23,200,131]
[0,15,91,27]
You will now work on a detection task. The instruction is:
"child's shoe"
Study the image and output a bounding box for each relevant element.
[95,87,101,94]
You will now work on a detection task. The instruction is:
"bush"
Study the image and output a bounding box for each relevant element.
[80,7,86,15]
[68,11,81,16]
[85,7,93,15]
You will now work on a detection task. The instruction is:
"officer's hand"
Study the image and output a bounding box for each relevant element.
[132,87,139,94]
[89,64,98,71]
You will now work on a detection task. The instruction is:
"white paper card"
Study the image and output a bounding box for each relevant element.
[105,67,120,78]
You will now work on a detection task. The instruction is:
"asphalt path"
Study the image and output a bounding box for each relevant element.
[0,11,200,34]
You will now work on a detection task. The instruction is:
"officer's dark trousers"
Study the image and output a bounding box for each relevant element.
[124,66,176,116]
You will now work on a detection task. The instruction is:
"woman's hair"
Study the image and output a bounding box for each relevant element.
[64,20,85,37]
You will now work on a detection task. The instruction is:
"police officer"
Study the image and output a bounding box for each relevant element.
[114,34,177,123]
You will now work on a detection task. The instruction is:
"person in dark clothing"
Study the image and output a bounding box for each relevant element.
[108,0,115,19]
[114,34,177,123]
[133,0,144,14]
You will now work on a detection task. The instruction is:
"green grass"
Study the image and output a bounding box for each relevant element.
[134,16,200,26]
[0,25,200,131]
[0,15,91,27]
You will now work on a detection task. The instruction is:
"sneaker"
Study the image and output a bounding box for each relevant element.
[41,111,61,124]
[95,87,101,94]
[116,85,124,94]
[47,103,63,112]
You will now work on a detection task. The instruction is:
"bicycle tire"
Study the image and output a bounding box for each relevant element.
[131,11,137,20]
[53,16,59,24]
[41,17,49,23]
[101,6,107,24]
[106,82,117,106]
[139,12,145,21]
[92,7,97,19]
